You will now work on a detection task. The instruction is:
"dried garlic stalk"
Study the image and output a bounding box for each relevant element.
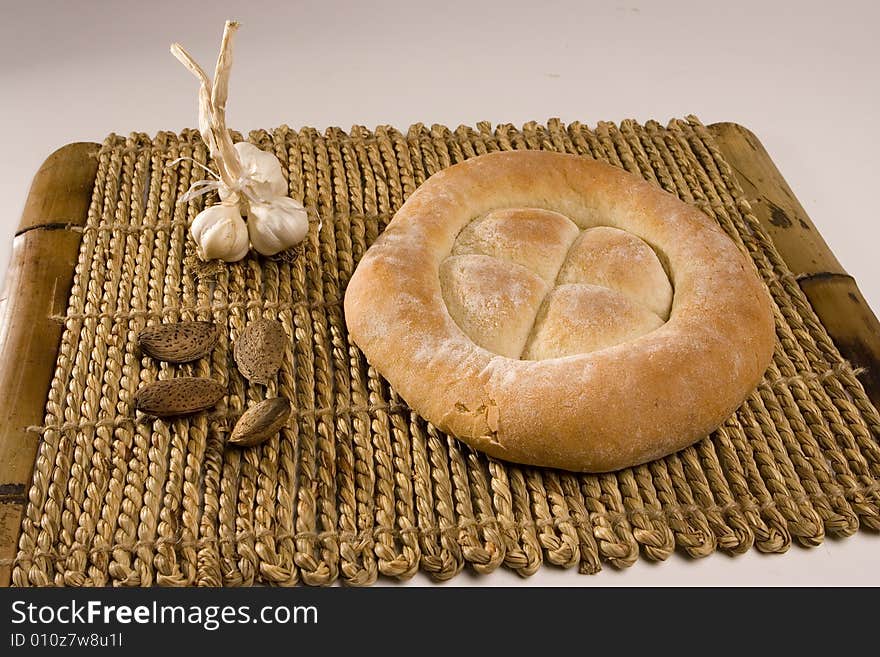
[171,20,309,261]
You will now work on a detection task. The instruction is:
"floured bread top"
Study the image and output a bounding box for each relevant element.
[440,208,673,360]
[344,150,776,472]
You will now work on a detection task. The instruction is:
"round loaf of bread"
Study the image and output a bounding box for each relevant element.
[343,150,775,472]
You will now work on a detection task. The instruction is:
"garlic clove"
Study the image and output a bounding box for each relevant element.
[234,142,286,191]
[218,141,287,203]
[190,203,250,262]
[247,196,309,256]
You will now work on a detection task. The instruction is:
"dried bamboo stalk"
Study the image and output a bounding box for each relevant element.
[0,142,100,586]
[707,122,880,408]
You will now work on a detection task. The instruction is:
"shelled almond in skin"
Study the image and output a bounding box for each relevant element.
[136,321,218,363]
[228,397,292,447]
[133,316,292,448]
[134,321,223,417]
[233,318,287,385]
[134,378,226,417]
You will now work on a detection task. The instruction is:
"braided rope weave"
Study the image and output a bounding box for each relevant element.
[10,117,880,585]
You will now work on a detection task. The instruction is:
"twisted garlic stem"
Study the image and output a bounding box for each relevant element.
[170,20,242,188]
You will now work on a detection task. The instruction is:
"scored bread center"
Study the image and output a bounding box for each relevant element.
[439,207,673,360]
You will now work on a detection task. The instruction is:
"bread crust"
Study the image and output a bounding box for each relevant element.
[343,151,775,472]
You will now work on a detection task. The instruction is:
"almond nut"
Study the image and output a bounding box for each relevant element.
[137,321,218,363]
[134,377,225,417]
[228,397,292,447]
[233,319,287,384]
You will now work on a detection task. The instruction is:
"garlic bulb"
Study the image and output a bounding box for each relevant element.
[218,142,287,203]
[174,22,308,262]
[190,203,250,262]
[247,196,309,256]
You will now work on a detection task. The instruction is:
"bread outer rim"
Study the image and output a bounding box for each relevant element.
[343,150,776,472]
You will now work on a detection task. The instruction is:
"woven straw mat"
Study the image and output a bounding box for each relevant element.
[11,117,880,586]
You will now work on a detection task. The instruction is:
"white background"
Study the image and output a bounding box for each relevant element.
[1,0,878,586]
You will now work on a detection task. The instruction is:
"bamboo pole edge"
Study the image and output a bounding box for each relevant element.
[707,121,847,278]
[17,141,101,232]
[708,121,880,408]
[0,141,99,587]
